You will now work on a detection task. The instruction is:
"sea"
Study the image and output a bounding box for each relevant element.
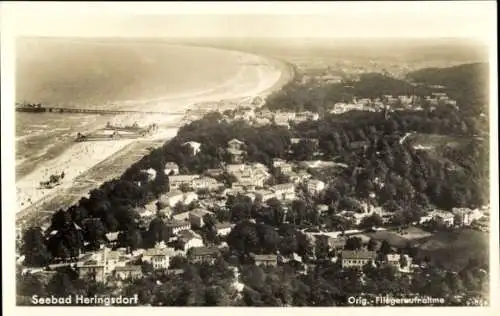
[15,38,258,179]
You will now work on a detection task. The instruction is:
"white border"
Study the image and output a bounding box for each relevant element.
[1,2,498,316]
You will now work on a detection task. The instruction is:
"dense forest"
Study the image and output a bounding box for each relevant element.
[406,63,489,115]
[264,62,489,117]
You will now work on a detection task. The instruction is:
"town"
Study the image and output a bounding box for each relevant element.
[16,63,490,307]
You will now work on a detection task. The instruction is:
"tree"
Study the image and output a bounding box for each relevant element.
[46,268,85,297]
[400,255,409,268]
[17,272,46,298]
[379,240,392,255]
[83,218,108,250]
[147,217,169,247]
[367,238,378,251]
[49,209,72,231]
[21,227,52,267]
[118,228,143,251]
[359,213,384,229]
[227,221,259,254]
[344,237,362,250]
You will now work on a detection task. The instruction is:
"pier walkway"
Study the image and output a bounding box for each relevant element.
[16,106,186,116]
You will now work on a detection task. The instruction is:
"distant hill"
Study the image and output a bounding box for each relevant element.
[407,63,489,114]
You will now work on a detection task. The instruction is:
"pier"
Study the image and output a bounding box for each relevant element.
[16,106,185,116]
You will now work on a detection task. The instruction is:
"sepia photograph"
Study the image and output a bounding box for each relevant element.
[1,1,498,314]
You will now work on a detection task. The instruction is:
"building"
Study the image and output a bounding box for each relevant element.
[164,162,180,176]
[178,230,204,252]
[306,179,326,196]
[215,222,235,236]
[341,250,376,268]
[251,254,278,267]
[192,176,223,192]
[205,168,224,177]
[182,141,202,155]
[278,163,293,174]
[114,265,143,280]
[226,164,247,174]
[272,158,287,168]
[227,147,245,163]
[452,207,484,226]
[159,191,185,208]
[228,138,245,150]
[183,192,199,205]
[419,210,455,227]
[316,204,329,215]
[386,253,413,272]
[172,211,191,222]
[165,220,191,236]
[142,246,175,270]
[271,183,296,201]
[168,174,199,191]
[77,259,106,282]
[188,247,221,264]
[105,232,120,247]
[255,190,276,202]
[189,209,214,228]
[139,168,157,181]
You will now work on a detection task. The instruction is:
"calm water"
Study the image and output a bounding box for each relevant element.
[15,38,247,178]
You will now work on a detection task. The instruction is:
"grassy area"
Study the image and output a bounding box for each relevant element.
[396,226,433,240]
[416,228,489,271]
[407,133,469,150]
[365,230,412,248]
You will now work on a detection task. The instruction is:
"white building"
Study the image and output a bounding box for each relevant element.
[142,246,175,270]
[226,164,247,174]
[168,174,199,191]
[165,220,191,236]
[192,176,222,191]
[228,138,245,150]
[306,179,326,196]
[164,162,180,175]
[159,191,185,208]
[452,207,484,226]
[215,222,235,236]
[140,168,157,181]
[272,158,287,168]
[419,210,455,227]
[183,192,199,205]
[271,183,296,201]
[178,230,204,252]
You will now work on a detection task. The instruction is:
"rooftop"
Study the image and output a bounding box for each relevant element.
[114,265,142,272]
[189,247,220,257]
[143,247,175,257]
[252,254,278,261]
[215,222,234,230]
[341,250,376,260]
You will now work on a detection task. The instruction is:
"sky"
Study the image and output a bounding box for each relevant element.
[1,1,497,39]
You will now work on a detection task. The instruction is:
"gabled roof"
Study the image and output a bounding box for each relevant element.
[228,138,244,145]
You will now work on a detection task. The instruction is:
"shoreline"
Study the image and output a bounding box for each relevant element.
[16,49,295,226]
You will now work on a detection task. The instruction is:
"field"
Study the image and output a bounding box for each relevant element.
[416,229,489,271]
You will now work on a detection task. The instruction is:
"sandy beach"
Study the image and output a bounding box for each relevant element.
[16,49,293,218]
